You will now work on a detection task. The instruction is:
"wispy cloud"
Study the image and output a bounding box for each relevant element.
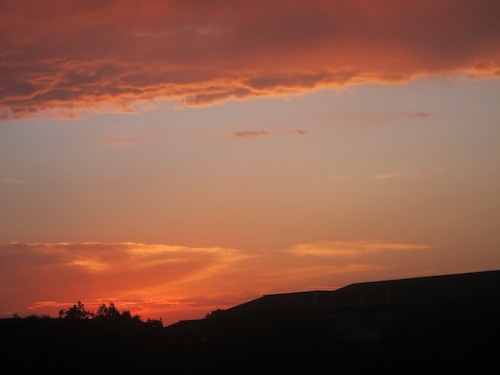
[1,0,499,119]
[232,129,308,139]
[412,112,431,119]
[0,239,434,320]
[375,172,422,180]
[1,178,23,185]
[0,242,243,274]
[100,136,137,146]
[289,241,432,257]
[233,131,275,139]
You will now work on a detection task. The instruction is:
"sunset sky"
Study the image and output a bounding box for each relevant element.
[1,0,500,324]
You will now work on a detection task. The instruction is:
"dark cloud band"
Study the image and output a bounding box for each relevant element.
[1,0,499,119]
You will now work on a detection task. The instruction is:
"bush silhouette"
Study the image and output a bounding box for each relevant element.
[94,302,141,323]
[59,300,94,319]
[146,317,164,328]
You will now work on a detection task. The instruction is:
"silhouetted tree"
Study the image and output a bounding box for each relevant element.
[96,302,121,320]
[58,301,94,319]
[146,317,164,328]
[25,314,51,319]
[95,302,141,322]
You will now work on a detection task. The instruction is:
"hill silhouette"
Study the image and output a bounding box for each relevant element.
[2,270,500,374]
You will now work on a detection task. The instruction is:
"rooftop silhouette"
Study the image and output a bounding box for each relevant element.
[2,269,499,374]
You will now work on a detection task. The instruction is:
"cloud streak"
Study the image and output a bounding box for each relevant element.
[233,131,275,139]
[0,239,433,320]
[232,129,307,139]
[0,178,23,185]
[0,242,248,319]
[0,242,242,274]
[290,130,308,136]
[1,0,499,119]
[375,172,423,180]
[289,241,432,257]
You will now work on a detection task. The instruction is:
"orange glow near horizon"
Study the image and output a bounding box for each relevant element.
[0,240,435,323]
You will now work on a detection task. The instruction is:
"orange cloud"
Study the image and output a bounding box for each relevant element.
[0,242,243,298]
[289,241,432,257]
[0,242,248,321]
[233,131,275,139]
[1,0,499,119]
[290,130,308,136]
[232,129,307,139]
[0,240,435,321]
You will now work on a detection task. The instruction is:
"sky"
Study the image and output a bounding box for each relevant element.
[1,0,500,324]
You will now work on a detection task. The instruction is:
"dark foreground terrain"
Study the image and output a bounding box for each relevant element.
[2,270,500,374]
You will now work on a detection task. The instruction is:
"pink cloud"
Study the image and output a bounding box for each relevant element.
[290,129,308,136]
[232,131,275,139]
[0,0,498,119]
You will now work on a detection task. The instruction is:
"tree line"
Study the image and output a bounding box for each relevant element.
[14,300,164,328]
